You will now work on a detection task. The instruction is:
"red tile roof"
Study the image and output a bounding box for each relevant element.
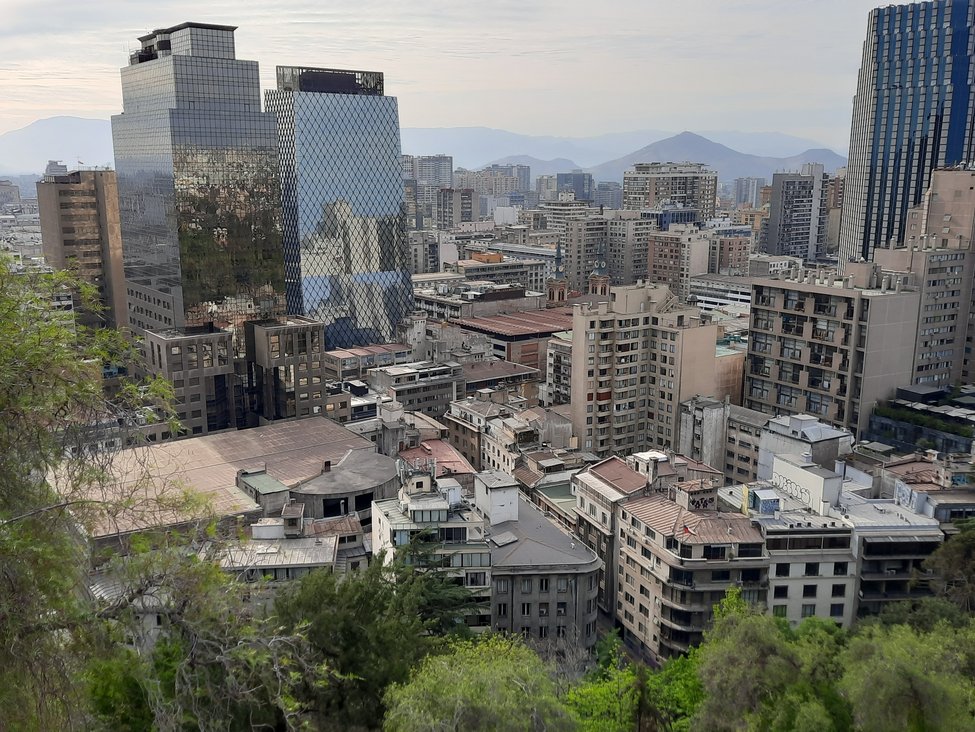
[588,456,646,494]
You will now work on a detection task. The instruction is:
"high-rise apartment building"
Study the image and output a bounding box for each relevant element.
[37,170,126,329]
[266,65,412,348]
[570,282,725,456]
[646,224,711,301]
[113,22,286,337]
[536,175,558,202]
[594,181,623,209]
[733,177,767,208]
[762,163,828,262]
[556,172,594,202]
[437,188,481,230]
[871,168,975,386]
[839,0,975,265]
[623,163,717,220]
[484,164,530,191]
[402,154,453,188]
[745,267,920,436]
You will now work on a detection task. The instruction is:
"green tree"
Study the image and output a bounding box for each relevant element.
[276,539,477,730]
[384,635,576,732]
[0,261,176,729]
[839,623,975,731]
[876,597,968,632]
[645,651,705,732]
[923,518,975,613]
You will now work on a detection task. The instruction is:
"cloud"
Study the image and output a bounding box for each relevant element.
[0,0,880,149]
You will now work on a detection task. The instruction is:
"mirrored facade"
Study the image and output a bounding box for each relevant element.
[839,0,975,265]
[112,22,285,340]
[266,66,413,348]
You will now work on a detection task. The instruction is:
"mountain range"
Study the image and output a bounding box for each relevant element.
[0,116,846,187]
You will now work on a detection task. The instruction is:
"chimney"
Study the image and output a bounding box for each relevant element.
[322,460,332,473]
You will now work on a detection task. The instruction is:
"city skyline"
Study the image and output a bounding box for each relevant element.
[4,0,883,150]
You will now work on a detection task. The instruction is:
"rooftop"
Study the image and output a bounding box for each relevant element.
[490,498,600,570]
[451,308,574,337]
[89,418,373,538]
[586,456,648,495]
[324,343,412,360]
[398,440,475,478]
[463,359,540,382]
[220,537,339,572]
[293,448,398,497]
[625,493,764,545]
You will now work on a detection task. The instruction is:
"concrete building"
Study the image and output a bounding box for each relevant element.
[438,188,481,230]
[708,233,752,276]
[366,361,465,418]
[451,308,574,372]
[462,359,540,404]
[444,252,546,292]
[623,163,717,220]
[572,457,649,612]
[556,172,594,202]
[571,283,727,456]
[646,224,711,301]
[870,168,975,386]
[617,481,767,662]
[594,181,622,209]
[321,343,414,381]
[241,317,332,424]
[541,331,572,406]
[443,397,516,471]
[733,177,767,208]
[678,396,771,484]
[36,169,126,329]
[746,266,921,437]
[756,413,853,481]
[747,253,803,277]
[687,274,753,312]
[413,282,545,322]
[489,493,601,648]
[762,164,828,262]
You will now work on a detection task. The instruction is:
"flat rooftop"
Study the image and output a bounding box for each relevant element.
[463,359,540,381]
[451,308,574,337]
[490,498,600,570]
[89,417,373,538]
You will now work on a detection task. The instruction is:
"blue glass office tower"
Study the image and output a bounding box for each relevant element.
[112,22,285,335]
[266,66,413,348]
[839,0,975,265]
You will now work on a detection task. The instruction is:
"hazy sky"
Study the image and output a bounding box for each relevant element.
[2,0,883,150]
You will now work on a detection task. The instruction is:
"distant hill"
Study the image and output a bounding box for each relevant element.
[482,155,582,179]
[587,132,847,183]
[0,117,114,175]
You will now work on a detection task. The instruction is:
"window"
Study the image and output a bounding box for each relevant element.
[775,563,790,578]
[772,605,787,618]
[521,603,531,617]
[703,545,727,560]
[773,586,788,599]
[801,604,816,618]
[556,626,566,638]
[521,579,533,594]
[497,603,508,618]
[803,585,817,599]
[495,579,509,593]
[557,578,569,593]
[831,584,846,598]
[557,602,567,616]
[539,578,550,593]
[833,562,848,576]
[804,562,820,577]
[711,570,731,582]
[830,603,844,618]
[539,626,549,639]
[539,603,549,617]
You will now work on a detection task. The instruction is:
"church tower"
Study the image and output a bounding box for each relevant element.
[546,240,568,306]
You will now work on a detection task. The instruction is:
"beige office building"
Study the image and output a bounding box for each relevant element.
[622,163,717,220]
[37,169,126,329]
[746,267,920,437]
[570,282,728,456]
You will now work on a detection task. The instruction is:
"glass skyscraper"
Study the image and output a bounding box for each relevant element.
[112,22,286,338]
[266,66,413,348]
[839,0,975,265]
